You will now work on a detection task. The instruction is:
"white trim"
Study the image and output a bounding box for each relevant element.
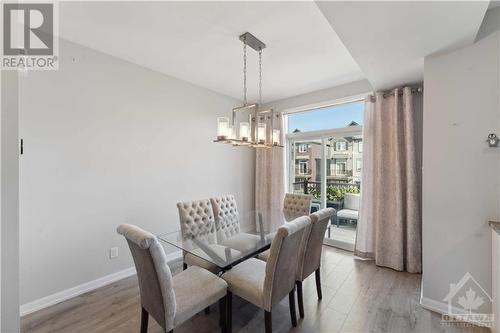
[323,238,355,252]
[420,296,492,327]
[287,125,363,141]
[20,251,182,317]
[282,92,370,115]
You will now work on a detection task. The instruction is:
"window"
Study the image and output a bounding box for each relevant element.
[297,161,308,174]
[358,141,363,152]
[335,141,347,151]
[288,100,364,132]
[336,160,347,174]
[286,99,364,249]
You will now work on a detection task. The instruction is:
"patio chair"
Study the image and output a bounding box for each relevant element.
[336,193,360,227]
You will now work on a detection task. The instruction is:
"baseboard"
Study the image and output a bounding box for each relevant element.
[420,296,450,314]
[20,251,182,317]
[420,295,492,328]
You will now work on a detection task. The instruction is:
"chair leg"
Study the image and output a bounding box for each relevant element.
[219,296,226,333]
[265,310,272,333]
[296,281,304,318]
[315,268,322,300]
[227,291,232,333]
[140,307,149,333]
[204,306,210,315]
[288,288,297,327]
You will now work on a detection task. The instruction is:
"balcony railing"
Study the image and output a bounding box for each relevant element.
[292,179,360,205]
[293,179,359,192]
[328,170,353,177]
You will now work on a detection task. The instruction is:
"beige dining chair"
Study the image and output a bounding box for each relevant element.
[221,216,311,333]
[117,224,228,333]
[283,193,313,220]
[295,208,335,318]
[176,199,226,273]
[210,195,261,252]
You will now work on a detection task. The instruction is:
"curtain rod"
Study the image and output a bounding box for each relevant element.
[368,87,422,101]
[384,87,422,97]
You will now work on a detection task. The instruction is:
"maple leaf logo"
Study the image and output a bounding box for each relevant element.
[457,288,484,312]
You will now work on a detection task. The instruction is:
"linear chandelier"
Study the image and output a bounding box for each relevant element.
[214,32,283,148]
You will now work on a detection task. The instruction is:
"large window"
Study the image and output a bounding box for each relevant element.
[297,161,308,174]
[335,141,347,151]
[286,100,364,250]
[288,101,363,133]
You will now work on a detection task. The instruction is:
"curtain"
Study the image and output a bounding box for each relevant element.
[255,115,285,231]
[355,87,421,273]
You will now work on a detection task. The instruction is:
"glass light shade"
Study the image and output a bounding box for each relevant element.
[257,123,266,144]
[217,117,229,139]
[272,129,280,146]
[239,122,250,141]
[227,125,235,140]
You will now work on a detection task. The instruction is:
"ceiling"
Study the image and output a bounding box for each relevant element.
[59,1,491,99]
[316,1,489,90]
[59,2,364,103]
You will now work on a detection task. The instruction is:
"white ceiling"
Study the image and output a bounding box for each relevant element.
[316,1,489,90]
[59,2,365,103]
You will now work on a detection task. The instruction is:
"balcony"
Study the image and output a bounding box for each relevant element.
[327,170,353,178]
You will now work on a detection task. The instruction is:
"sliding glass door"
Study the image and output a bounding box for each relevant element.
[323,134,362,249]
[289,139,324,210]
[285,100,364,251]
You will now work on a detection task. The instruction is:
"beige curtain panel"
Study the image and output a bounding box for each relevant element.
[355,87,421,273]
[255,115,285,229]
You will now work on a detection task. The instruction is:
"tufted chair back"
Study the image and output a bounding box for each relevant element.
[176,199,217,250]
[117,224,176,332]
[283,193,313,220]
[210,195,240,241]
[297,208,335,281]
[263,215,311,311]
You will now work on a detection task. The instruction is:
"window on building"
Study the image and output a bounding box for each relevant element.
[297,161,308,174]
[298,144,308,153]
[335,141,347,151]
[336,160,347,174]
[358,141,363,152]
[356,158,362,172]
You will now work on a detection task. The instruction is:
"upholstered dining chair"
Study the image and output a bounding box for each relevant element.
[117,224,228,333]
[210,195,261,252]
[221,216,311,333]
[295,208,335,318]
[283,193,313,220]
[177,199,240,274]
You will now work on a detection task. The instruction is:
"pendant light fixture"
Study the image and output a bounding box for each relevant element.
[215,32,283,148]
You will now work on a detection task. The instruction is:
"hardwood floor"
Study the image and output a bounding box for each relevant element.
[21,247,489,333]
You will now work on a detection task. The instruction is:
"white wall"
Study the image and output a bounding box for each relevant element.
[19,39,255,306]
[1,71,20,332]
[476,6,500,42]
[421,32,500,312]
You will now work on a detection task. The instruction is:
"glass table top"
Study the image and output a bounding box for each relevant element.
[158,210,307,270]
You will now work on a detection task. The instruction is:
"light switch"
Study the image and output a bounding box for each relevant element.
[110,247,118,259]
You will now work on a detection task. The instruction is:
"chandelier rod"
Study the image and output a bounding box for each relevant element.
[243,36,247,106]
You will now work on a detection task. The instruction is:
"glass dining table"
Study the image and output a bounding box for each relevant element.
[158,210,316,272]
